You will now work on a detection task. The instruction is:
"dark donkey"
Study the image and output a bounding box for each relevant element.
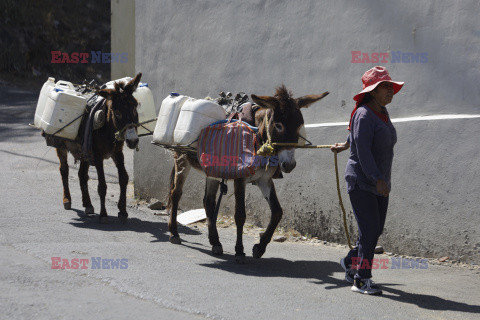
[56,73,142,223]
[168,85,329,263]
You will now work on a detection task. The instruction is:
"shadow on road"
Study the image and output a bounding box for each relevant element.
[0,149,121,180]
[0,86,39,143]
[68,208,202,243]
[189,243,480,314]
[378,286,480,314]
[0,148,58,166]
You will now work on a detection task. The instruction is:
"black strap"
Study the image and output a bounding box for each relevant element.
[214,179,228,221]
[51,112,85,137]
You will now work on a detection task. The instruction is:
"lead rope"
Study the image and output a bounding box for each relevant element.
[334,150,353,250]
[271,142,353,250]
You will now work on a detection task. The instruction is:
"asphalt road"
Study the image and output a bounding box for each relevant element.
[1,85,479,320]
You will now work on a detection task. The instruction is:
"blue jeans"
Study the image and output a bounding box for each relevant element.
[345,187,389,279]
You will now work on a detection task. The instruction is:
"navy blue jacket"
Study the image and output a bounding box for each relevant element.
[345,105,397,196]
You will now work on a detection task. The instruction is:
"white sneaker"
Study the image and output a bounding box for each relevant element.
[351,278,382,295]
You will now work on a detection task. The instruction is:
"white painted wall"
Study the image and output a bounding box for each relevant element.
[133,0,480,263]
[111,0,135,79]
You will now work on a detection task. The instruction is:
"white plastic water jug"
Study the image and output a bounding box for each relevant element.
[103,77,133,89]
[152,93,190,145]
[33,77,55,128]
[55,80,76,91]
[133,83,156,136]
[40,87,87,140]
[174,99,226,147]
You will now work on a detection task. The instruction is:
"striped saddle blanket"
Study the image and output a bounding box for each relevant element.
[197,119,258,179]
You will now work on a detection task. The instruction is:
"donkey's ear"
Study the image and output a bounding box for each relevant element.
[125,72,142,94]
[251,94,277,109]
[296,92,329,108]
[97,88,115,100]
[114,81,123,93]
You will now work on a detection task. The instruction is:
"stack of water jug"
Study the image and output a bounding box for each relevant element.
[152,94,226,148]
[33,78,91,140]
[33,77,157,141]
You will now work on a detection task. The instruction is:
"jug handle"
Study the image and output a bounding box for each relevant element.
[56,81,75,90]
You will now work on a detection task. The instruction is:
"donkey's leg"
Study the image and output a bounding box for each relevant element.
[94,158,108,224]
[253,178,283,258]
[234,178,247,263]
[56,148,71,210]
[78,160,94,214]
[204,178,222,255]
[168,153,191,244]
[112,151,129,223]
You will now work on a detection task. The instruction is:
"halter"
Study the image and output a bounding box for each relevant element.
[114,119,156,141]
[256,110,311,155]
[114,123,137,141]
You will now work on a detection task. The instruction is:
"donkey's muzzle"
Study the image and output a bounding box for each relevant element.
[281,160,296,173]
[124,127,139,149]
[126,138,139,149]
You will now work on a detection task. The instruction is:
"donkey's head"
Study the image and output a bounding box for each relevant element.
[97,73,142,149]
[251,85,329,173]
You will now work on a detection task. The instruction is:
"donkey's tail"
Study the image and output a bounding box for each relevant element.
[165,165,176,211]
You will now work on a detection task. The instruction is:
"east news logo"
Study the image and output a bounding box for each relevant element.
[351,51,428,63]
[351,257,429,270]
[51,51,128,64]
[51,257,128,269]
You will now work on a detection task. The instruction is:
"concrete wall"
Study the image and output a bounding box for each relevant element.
[111,0,135,79]
[133,0,480,263]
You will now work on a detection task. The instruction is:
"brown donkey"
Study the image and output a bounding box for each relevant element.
[56,73,142,223]
[167,85,329,263]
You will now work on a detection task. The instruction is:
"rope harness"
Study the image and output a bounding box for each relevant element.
[256,110,276,157]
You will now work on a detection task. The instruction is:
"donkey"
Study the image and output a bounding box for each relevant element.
[167,85,329,263]
[55,73,142,223]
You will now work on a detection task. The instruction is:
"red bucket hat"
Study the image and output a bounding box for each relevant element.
[353,66,404,102]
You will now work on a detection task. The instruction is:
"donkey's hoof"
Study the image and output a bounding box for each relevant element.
[99,216,109,224]
[169,236,182,245]
[252,244,265,259]
[63,201,71,210]
[235,253,246,264]
[118,212,128,224]
[85,206,94,215]
[212,245,223,256]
